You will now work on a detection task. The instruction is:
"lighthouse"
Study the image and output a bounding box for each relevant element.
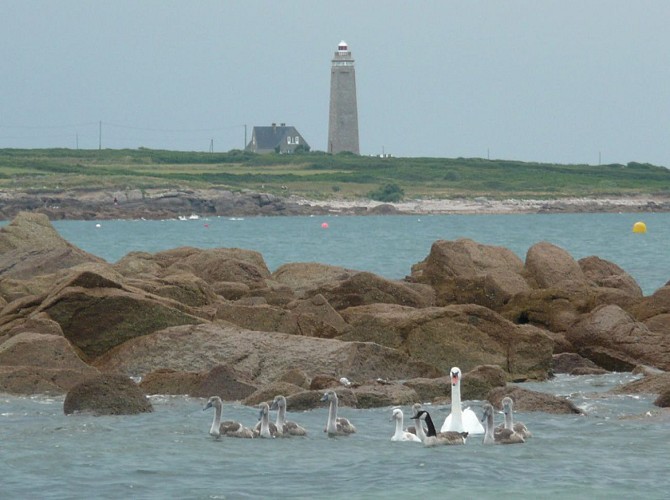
[327,40,360,154]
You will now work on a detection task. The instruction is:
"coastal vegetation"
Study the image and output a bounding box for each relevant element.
[1,148,669,201]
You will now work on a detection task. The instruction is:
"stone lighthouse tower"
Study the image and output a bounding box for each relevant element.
[328,40,360,154]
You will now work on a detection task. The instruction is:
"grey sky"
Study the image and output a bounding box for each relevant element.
[2,1,669,167]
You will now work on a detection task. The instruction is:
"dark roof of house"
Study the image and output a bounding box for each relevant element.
[248,124,308,151]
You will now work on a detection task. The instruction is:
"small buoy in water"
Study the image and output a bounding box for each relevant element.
[632,221,647,233]
[204,223,209,228]
[95,223,101,228]
[321,222,329,229]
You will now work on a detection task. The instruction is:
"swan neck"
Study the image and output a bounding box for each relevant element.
[277,405,287,426]
[261,410,270,436]
[483,411,495,443]
[210,402,222,436]
[504,409,513,429]
[451,382,463,426]
[327,398,338,433]
[394,416,403,436]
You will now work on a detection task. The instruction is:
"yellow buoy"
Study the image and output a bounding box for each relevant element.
[632,221,647,233]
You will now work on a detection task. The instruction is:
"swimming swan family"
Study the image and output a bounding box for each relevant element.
[390,408,421,442]
[441,367,485,435]
[254,402,279,438]
[496,396,532,439]
[203,396,254,439]
[204,391,531,446]
[481,403,525,444]
[270,395,308,437]
[321,389,357,437]
[411,409,468,446]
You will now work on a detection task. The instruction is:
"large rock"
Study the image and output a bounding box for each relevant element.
[566,304,670,371]
[487,385,583,414]
[271,262,359,297]
[139,364,257,400]
[628,284,670,321]
[500,287,595,333]
[92,323,442,385]
[163,247,271,289]
[243,381,306,406]
[578,256,643,299]
[63,373,153,415]
[214,302,295,333]
[215,294,349,338]
[0,212,104,280]
[410,238,529,308]
[348,382,419,408]
[339,303,553,379]
[608,372,670,395]
[125,273,221,308]
[655,390,670,407]
[115,246,272,290]
[0,312,64,344]
[285,294,351,338]
[525,241,588,290]
[0,275,60,303]
[552,352,608,375]
[0,332,99,395]
[307,271,432,310]
[35,267,204,359]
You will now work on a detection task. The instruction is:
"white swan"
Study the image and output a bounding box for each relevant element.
[253,402,278,438]
[203,396,254,439]
[411,409,468,446]
[270,395,307,437]
[390,408,421,442]
[441,367,485,435]
[321,390,356,437]
[496,396,532,438]
[481,403,524,445]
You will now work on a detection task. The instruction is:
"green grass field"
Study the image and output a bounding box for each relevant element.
[1,148,668,201]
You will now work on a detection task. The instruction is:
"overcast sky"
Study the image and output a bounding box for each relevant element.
[2,1,669,166]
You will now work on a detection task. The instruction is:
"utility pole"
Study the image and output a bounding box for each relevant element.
[76,133,79,150]
[244,124,247,150]
[209,138,214,153]
[98,121,102,150]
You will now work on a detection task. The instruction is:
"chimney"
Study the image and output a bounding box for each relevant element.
[272,123,276,132]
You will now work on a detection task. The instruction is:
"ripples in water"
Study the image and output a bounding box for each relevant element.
[2,373,669,499]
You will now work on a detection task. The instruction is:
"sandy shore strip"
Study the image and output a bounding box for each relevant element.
[289,195,670,215]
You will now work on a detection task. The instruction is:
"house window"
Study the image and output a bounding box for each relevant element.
[295,136,299,144]
[287,137,292,144]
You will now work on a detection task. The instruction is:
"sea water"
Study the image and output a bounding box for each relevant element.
[2,213,670,499]
[1,374,667,499]
[50,212,670,295]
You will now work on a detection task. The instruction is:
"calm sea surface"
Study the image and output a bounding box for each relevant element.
[2,213,670,499]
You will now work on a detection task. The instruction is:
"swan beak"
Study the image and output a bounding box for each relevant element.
[320,394,328,402]
[410,414,420,420]
[203,403,212,411]
[451,375,458,386]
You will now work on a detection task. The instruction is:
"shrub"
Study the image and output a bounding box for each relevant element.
[368,183,404,202]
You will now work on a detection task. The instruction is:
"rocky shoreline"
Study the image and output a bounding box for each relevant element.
[2,187,670,220]
[0,212,669,415]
